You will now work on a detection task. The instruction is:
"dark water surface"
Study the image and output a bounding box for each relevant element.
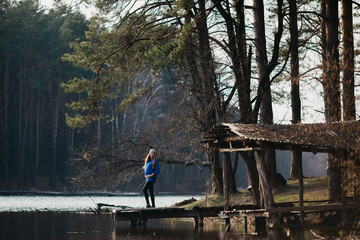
[1,212,355,240]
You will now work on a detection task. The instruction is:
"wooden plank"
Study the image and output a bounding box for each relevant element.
[267,203,360,213]
[113,205,263,224]
[113,207,224,223]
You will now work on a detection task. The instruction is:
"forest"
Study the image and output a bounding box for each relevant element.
[0,0,359,201]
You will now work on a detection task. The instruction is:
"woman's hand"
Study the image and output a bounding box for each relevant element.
[145,174,154,179]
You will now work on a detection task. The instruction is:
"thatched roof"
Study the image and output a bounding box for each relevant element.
[203,121,360,154]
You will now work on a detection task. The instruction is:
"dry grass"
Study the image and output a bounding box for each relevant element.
[274,176,328,204]
[183,176,329,209]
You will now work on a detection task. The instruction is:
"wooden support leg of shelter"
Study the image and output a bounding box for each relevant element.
[222,152,230,211]
[255,217,267,234]
[341,153,348,226]
[193,208,204,227]
[298,154,305,224]
[254,149,278,227]
[244,216,248,233]
[225,218,231,232]
[138,211,147,225]
[222,152,230,232]
[130,216,138,226]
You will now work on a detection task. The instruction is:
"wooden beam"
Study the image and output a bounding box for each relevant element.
[209,140,339,154]
[219,147,261,152]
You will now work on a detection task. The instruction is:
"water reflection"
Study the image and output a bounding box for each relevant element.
[1,212,114,240]
[114,219,226,240]
[0,212,353,240]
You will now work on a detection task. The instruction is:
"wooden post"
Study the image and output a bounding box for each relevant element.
[255,217,267,234]
[341,151,348,226]
[298,154,304,223]
[222,152,230,232]
[193,207,204,227]
[254,149,277,227]
[223,152,229,211]
[244,216,248,233]
[225,218,231,232]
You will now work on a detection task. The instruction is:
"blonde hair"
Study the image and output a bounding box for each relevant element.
[143,149,156,170]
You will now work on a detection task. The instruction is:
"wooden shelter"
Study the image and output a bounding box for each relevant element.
[204,121,360,154]
[203,121,360,227]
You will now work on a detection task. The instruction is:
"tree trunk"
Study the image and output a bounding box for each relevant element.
[323,0,342,202]
[323,0,341,123]
[228,153,238,193]
[111,104,115,156]
[213,0,261,200]
[3,51,10,189]
[288,0,302,179]
[182,0,222,195]
[240,152,260,206]
[97,118,101,150]
[21,103,31,189]
[17,66,24,190]
[254,150,274,208]
[253,0,277,187]
[254,150,277,226]
[341,0,355,121]
[34,95,41,189]
[321,0,327,66]
[51,87,61,190]
[341,0,356,196]
[207,149,223,196]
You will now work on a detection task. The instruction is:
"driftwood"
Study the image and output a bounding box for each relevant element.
[171,197,197,207]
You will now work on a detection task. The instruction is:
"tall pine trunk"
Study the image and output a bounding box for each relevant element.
[212,0,251,197]
[34,95,41,189]
[341,0,356,198]
[253,0,277,187]
[51,86,61,190]
[17,64,24,190]
[341,0,355,121]
[288,0,302,179]
[182,0,223,195]
[323,0,342,202]
[3,51,10,189]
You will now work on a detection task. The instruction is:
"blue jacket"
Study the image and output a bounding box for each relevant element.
[144,159,159,183]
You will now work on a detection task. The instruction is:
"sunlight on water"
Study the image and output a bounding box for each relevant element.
[0,195,202,212]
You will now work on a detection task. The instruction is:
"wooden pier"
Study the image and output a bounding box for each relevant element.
[219,202,360,232]
[112,206,224,226]
[112,202,360,232]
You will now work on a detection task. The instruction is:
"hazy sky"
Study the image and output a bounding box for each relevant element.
[40,0,96,18]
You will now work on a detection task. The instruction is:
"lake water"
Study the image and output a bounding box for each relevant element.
[0,195,357,239]
[0,194,202,212]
